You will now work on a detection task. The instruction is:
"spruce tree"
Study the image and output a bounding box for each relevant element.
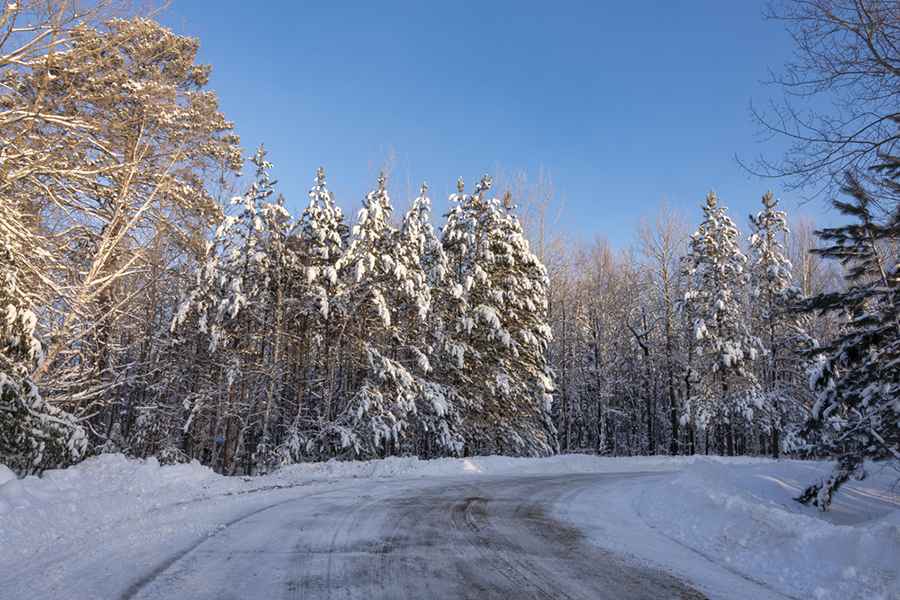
[795,173,899,510]
[683,192,761,455]
[294,166,348,323]
[748,192,807,457]
[0,236,86,474]
[442,176,557,456]
[277,167,349,460]
[402,184,464,456]
[330,174,432,456]
[173,146,293,473]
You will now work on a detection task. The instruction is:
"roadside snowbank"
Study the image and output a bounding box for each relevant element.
[0,453,236,516]
[0,464,15,487]
[637,459,900,600]
[0,454,247,566]
[270,452,748,482]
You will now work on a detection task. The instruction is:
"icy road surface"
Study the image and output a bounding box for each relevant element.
[120,473,705,600]
[11,473,709,600]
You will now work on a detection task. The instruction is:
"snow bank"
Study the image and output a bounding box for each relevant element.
[0,464,15,487]
[0,454,249,566]
[638,458,900,600]
[271,452,769,483]
[0,453,228,515]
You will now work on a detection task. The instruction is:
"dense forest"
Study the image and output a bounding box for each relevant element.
[1,1,897,509]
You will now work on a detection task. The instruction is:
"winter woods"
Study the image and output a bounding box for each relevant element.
[0,2,897,510]
[125,150,559,471]
[163,162,559,473]
[548,193,821,459]
[0,0,559,471]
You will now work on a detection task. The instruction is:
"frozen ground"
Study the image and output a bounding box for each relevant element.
[0,454,897,599]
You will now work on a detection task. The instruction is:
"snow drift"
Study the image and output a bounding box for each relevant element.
[638,458,900,600]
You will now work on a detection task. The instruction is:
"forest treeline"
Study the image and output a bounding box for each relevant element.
[0,1,897,508]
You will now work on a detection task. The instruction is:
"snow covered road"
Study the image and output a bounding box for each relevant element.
[3,455,897,599]
[119,474,703,600]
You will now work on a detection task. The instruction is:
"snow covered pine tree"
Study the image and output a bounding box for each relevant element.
[279,166,348,461]
[400,184,464,456]
[748,191,809,458]
[442,176,557,456]
[331,173,435,456]
[795,172,900,510]
[683,192,761,456]
[173,146,294,473]
[0,223,85,474]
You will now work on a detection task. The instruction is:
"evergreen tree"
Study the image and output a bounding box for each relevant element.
[284,167,349,458]
[173,146,293,473]
[402,184,464,456]
[748,192,808,457]
[330,174,432,456]
[796,172,899,510]
[0,233,86,474]
[442,176,557,456]
[253,156,295,473]
[683,192,761,455]
[293,167,348,326]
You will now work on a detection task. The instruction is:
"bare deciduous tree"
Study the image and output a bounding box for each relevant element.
[746,0,900,207]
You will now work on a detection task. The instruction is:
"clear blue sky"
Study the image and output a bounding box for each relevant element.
[161,1,823,246]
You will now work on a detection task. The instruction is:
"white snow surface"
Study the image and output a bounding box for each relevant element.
[555,456,900,600]
[1,453,897,599]
[0,463,15,487]
[635,458,900,600]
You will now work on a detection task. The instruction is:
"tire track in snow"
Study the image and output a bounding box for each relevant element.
[118,474,709,600]
[120,482,360,600]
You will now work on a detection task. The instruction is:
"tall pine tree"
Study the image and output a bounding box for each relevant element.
[284,167,349,459]
[683,192,761,455]
[330,174,432,456]
[401,183,464,456]
[442,176,556,456]
[748,192,808,458]
[796,172,899,510]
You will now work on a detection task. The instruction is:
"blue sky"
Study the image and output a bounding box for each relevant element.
[162,1,823,246]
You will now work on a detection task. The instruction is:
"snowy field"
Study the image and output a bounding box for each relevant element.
[1,454,897,599]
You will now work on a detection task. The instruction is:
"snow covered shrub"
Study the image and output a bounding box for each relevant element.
[157,446,192,465]
[0,242,85,474]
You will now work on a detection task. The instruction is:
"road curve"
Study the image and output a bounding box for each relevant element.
[125,473,705,600]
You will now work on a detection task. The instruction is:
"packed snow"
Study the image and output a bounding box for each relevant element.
[636,459,900,599]
[1,454,897,599]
